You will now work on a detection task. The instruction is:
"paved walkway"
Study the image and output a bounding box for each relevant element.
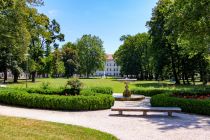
[0,97,210,140]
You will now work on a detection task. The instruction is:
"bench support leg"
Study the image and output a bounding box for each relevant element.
[168,112,172,117]
[119,111,123,115]
[143,111,147,116]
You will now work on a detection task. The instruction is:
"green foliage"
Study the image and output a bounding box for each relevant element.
[151,93,210,116]
[0,88,114,110]
[51,48,65,78]
[172,88,210,97]
[130,88,173,97]
[147,0,210,84]
[61,42,79,78]
[77,34,105,77]
[41,81,50,90]
[114,33,153,80]
[88,87,113,95]
[64,78,83,95]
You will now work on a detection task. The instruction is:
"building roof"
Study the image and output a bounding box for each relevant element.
[106,54,113,60]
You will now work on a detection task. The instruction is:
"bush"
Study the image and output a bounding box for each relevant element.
[88,87,113,95]
[26,88,64,95]
[151,93,210,116]
[65,78,83,95]
[41,82,51,90]
[130,88,174,97]
[0,89,114,111]
[173,88,210,97]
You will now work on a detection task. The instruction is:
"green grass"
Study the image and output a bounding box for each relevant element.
[0,115,117,140]
[6,78,125,93]
[2,78,210,93]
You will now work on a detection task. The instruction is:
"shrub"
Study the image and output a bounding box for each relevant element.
[151,93,210,116]
[65,78,83,95]
[26,88,64,95]
[0,89,114,110]
[173,88,210,97]
[130,88,175,97]
[88,87,113,95]
[41,82,51,90]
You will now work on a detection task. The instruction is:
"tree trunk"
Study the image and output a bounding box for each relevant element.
[171,56,180,85]
[182,72,185,85]
[31,72,36,83]
[13,72,18,83]
[3,69,7,83]
[191,73,195,85]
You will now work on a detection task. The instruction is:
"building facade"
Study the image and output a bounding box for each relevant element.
[95,54,121,77]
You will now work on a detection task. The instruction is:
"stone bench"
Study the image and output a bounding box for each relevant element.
[111,106,182,116]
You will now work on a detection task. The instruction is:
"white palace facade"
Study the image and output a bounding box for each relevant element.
[95,54,121,77]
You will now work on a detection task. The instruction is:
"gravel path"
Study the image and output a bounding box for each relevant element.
[0,97,210,140]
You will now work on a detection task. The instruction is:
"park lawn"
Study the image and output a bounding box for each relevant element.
[5,78,209,93]
[7,78,126,93]
[0,115,117,140]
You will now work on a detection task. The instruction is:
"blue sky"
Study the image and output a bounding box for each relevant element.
[38,0,158,53]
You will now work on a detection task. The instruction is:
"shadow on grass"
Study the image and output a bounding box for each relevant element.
[0,79,41,85]
[109,113,210,131]
[134,82,172,88]
[133,82,209,89]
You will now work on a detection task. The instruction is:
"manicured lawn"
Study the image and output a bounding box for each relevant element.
[0,115,117,140]
[3,78,209,93]
[6,78,126,92]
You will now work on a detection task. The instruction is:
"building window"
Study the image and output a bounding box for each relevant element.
[110,68,111,71]
[107,68,109,71]
[114,69,115,71]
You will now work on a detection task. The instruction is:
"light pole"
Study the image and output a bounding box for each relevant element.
[24,54,29,88]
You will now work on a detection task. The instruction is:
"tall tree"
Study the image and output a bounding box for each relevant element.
[62,42,79,78]
[0,0,30,83]
[114,33,153,79]
[147,0,181,84]
[77,35,105,78]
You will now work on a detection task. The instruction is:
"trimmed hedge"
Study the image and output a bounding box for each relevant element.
[0,89,114,111]
[130,87,210,97]
[26,88,64,95]
[25,87,113,95]
[151,93,210,116]
[88,87,113,95]
[130,88,175,97]
[173,89,210,96]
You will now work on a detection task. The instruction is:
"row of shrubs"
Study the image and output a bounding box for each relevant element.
[25,87,113,96]
[151,93,210,116]
[172,89,210,96]
[130,88,174,97]
[130,87,210,97]
[0,88,114,110]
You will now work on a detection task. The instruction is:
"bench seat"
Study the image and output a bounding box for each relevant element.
[111,107,181,116]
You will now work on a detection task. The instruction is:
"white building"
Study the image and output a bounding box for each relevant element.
[95,54,121,77]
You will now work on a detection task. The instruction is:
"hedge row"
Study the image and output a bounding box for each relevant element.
[24,87,113,95]
[130,87,210,97]
[130,88,175,97]
[173,89,210,96]
[26,88,64,95]
[151,93,210,116]
[88,87,113,95]
[0,89,114,111]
